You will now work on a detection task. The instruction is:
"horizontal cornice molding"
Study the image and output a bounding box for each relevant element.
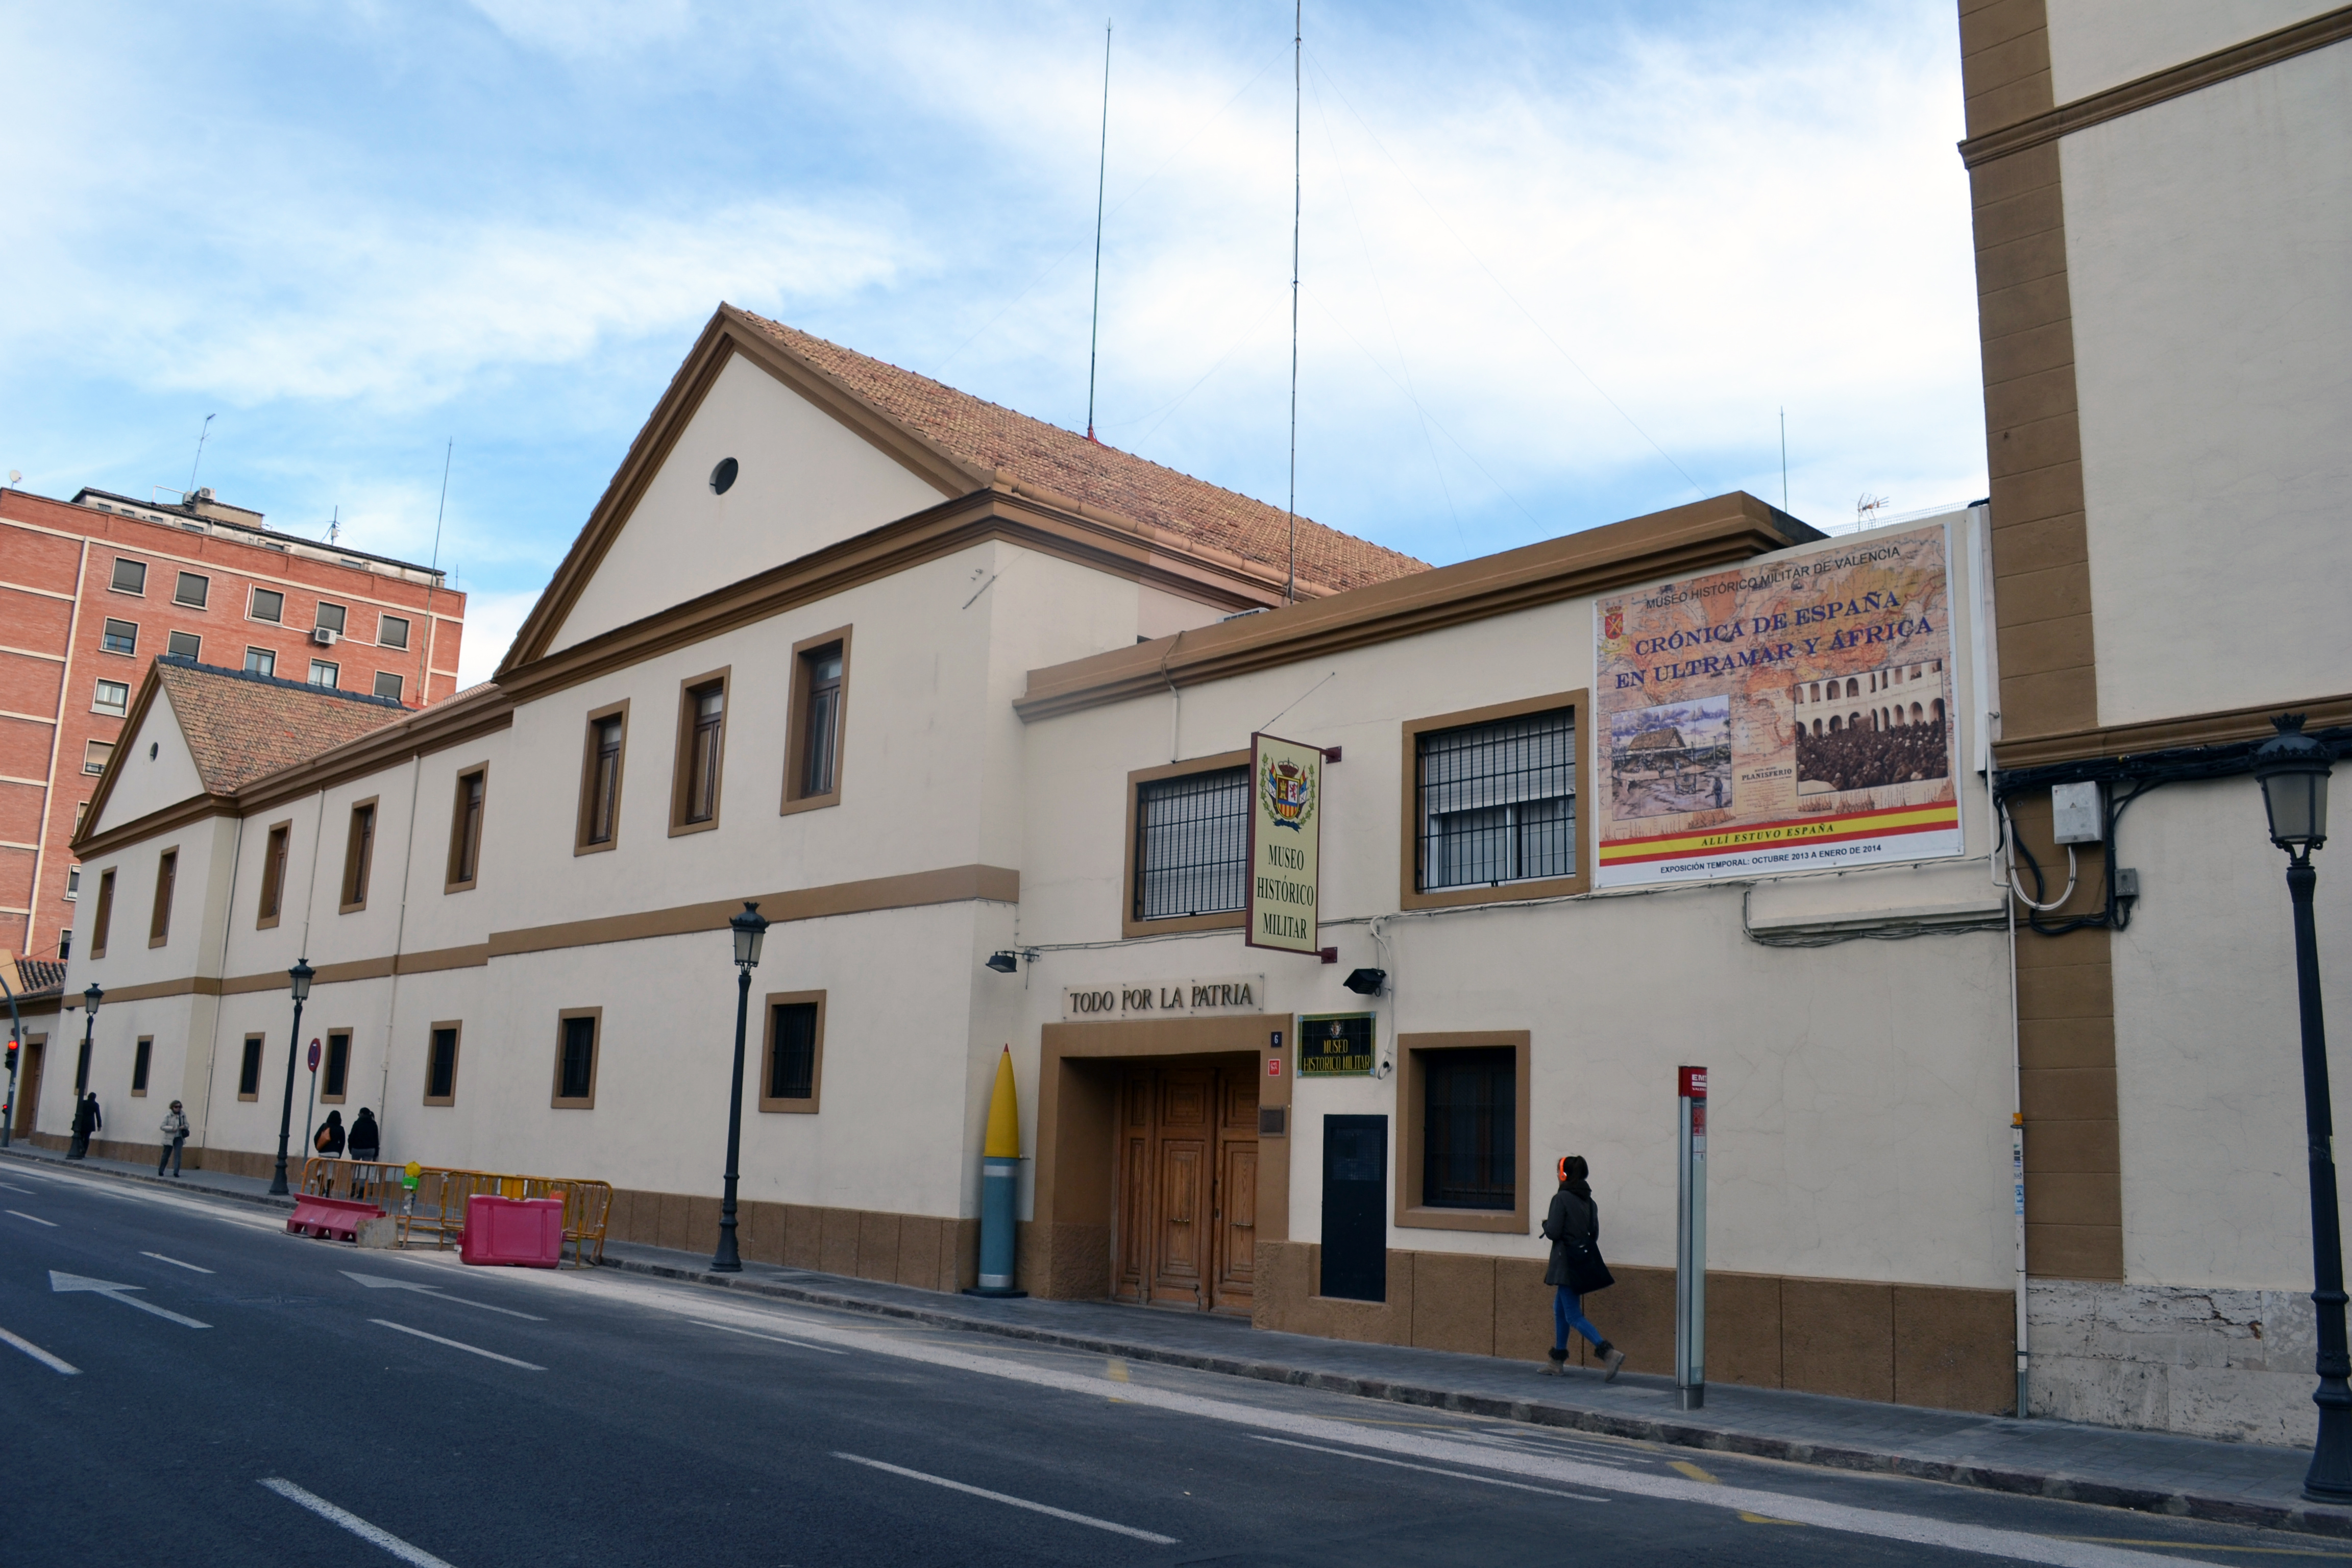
[1994,689,2352,770]
[72,793,236,864]
[1961,4,2352,167]
[1016,493,1811,723]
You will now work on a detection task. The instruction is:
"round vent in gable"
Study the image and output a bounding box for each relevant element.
[709,457,739,495]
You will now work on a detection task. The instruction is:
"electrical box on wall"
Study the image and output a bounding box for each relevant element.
[2051,781,2103,844]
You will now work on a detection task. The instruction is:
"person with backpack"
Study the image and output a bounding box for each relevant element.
[158,1101,190,1177]
[1541,1155,1626,1381]
[347,1107,380,1163]
[313,1109,346,1159]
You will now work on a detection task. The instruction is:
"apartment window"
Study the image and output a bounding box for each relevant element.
[761,993,826,1113]
[340,800,378,912]
[57,930,70,961]
[83,740,114,776]
[238,1035,264,1100]
[149,848,177,947]
[173,571,209,608]
[1128,757,1250,929]
[1395,1033,1532,1235]
[671,671,729,835]
[1402,694,1587,910]
[423,1023,461,1107]
[92,679,130,716]
[576,704,628,852]
[373,671,404,701]
[132,1037,153,1096]
[101,618,138,656]
[257,821,291,927]
[377,614,410,650]
[446,766,486,892]
[246,647,276,677]
[781,629,851,813]
[552,1010,600,1108]
[309,659,340,689]
[110,558,147,595]
[323,1030,352,1102]
[315,601,347,635]
[167,630,202,660]
[250,587,284,623]
[66,867,80,899]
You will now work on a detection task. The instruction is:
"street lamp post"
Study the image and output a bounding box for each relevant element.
[69,985,101,1158]
[712,902,769,1273]
[270,960,315,1197]
[2253,714,2346,1503]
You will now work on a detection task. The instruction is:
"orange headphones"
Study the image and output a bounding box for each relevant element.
[1557,1156,1573,1184]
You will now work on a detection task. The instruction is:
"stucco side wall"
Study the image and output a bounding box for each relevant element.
[2044,0,2336,101]
[86,687,206,833]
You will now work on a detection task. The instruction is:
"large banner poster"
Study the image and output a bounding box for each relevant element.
[1593,524,1962,889]
[1246,732,1323,954]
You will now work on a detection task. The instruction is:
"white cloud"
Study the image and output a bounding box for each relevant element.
[452,586,546,689]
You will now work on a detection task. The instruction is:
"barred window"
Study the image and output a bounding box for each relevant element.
[1134,766,1248,920]
[1422,1046,1517,1210]
[1416,708,1576,890]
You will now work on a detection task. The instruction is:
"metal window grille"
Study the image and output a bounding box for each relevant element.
[769,1002,818,1099]
[1417,708,1575,890]
[1134,765,1249,920]
[1423,1047,1516,1209]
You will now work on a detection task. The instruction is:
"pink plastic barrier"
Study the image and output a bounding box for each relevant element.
[460,1194,565,1268]
[288,1193,384,1242]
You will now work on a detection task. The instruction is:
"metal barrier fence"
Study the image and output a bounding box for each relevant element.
[298,1159,613,1266]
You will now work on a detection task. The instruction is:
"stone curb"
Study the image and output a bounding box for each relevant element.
[0,1145,298,1213]
[598,1253,2352,1541]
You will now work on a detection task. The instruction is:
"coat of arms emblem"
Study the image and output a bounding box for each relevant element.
[1604,607,1625,641]
[1260,753,1316,831]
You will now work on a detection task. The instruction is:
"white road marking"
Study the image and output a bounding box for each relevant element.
[7,1208,57,1227]
[141,1251,214,1273]
[341,1271,546,1320]
[1253,1434,1610,1501]
[49,1270,210,1328]
[0,1181,36,1193]
[692,1317,848,1355]
[835,1452,1179,1545]
[370,1318,545,1370]
[259,1477,457,1567]
[0,1322,80,1376]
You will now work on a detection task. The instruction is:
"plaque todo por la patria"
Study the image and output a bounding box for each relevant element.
[1061,974,1267,1022]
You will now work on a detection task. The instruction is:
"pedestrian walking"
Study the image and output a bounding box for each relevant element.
[347,1107,380,1163]
[67,1092,101,1160]
[158,1101,190,1178]
[1541,1155,1627,1381]
[313,1109,346,1159]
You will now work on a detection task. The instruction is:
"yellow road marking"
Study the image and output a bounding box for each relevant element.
[1670,1460,1717,1483]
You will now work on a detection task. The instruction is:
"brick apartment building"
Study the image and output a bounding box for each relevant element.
[0,482,464,964]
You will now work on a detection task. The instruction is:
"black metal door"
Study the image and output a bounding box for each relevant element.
[1320,1114,1388,1303]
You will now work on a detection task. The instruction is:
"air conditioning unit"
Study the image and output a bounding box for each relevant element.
[311,627,339,647]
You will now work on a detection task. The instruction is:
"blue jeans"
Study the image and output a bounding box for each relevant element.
[1554,1285,1605,1352]
[158,1136,184,1177]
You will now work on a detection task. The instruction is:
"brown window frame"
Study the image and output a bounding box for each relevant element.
[780,627,852,816]
[575,700,630,855]
[758,990,827,1113]
[237,1034,265,1101]
[90,868,116,958]
[552,1008,602,1109]
[423,1021,462,1107]
[256,820,292,928]
[1393,1031,1532,1235]
[131,1036,153,1096]
[339,797,379,914]
[445,765,487,893]
[668,667,731,837]
[1399,690,1590,912]
[1120,749,1252,939]
[321,1028,353,1104]
[149,846,178,947]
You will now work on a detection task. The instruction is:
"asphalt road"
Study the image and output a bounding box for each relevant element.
[0,1159,2342,1567]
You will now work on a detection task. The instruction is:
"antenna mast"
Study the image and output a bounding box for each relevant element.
[1085,19,1113,444]
[413,439,452,706]
[186,413,215,494]
[1286,1,1301,604]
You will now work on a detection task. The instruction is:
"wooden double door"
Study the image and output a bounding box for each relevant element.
[1113,1058,1258,1314]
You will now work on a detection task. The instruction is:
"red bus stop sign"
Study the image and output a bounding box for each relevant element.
[307,1038,322,1073]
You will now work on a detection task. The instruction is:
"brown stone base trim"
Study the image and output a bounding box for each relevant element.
[601,1187,979,1294]
[1254,1240,2016,1414]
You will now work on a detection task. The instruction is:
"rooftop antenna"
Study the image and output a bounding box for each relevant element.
[326,505,339,546]
[413,440,452,705]
[1779,408,1788,512]
[1286,0,1301,605]
[1084,18,1112,445]
[186,413,215,494]
[1856,492,1889,531]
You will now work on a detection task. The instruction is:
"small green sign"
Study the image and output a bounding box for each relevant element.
[1297,1013,1376,1076]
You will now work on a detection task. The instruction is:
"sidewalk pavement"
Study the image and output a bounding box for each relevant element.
[12,1141,2349,1540]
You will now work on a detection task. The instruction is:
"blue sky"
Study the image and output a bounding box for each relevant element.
[1,1,1986,682]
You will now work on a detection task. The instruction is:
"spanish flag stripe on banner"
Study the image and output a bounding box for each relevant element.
[1598,801,1961,866]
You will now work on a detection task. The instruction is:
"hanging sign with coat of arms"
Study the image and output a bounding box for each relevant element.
[1246,732,1324,954]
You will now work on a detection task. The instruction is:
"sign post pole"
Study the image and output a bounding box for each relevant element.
[301,1037,321,1167]
[1676,1065,1708,1411]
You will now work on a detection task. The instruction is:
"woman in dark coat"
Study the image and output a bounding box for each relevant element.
[314,1109,346,1158]
[1541,1155,1626,1381]
[346,1108,380,1163]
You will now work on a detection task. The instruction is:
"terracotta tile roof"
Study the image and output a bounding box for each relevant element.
[153,657,408,795]
[737,312,1430,595]
[4,955,66,998]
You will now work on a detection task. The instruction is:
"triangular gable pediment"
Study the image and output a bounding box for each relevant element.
[80,676,209,845]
